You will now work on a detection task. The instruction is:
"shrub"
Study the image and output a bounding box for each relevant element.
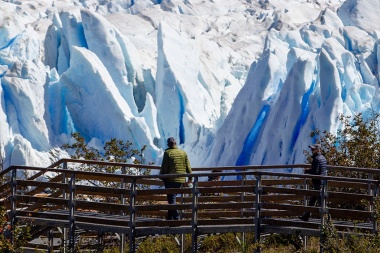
[0,206,31,252]
[306,112,380,173]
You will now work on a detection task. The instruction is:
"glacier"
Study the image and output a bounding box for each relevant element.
[0,0,379,170]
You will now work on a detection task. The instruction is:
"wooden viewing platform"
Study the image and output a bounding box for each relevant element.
[1,158,379,252]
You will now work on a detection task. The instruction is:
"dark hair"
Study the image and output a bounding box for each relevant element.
[167,137,176,147]
[208,170,221,181]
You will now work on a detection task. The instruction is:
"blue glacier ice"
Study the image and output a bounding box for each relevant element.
[0,0,379,171]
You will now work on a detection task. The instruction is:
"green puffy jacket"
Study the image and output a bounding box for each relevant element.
[160,146,192,183]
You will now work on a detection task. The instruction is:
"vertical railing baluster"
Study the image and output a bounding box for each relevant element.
[191,176,199,253]
[48,229,54,253]
[97,232,104,252]
[241,173,246,249]
[129,178,137,253]
[180,181,185,253]
[62,161,68,253]
[254,174,261,253]
[368,173,374,213]
[10,167,17,246]
[120,166,126,253]
[303,177,309,205]
[303,176,309,250]
[68,173,76,252]
[320,178,327,253]
[372,181,378,233]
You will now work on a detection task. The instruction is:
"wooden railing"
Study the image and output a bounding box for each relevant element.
[0,159,379,253]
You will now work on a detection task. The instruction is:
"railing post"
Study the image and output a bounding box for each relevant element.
[10,167,17,246]
[48,229,54,253]
[303,177,309,250]
[241,173,246,249]
[254,174,262,253]
[68,173,76,252]
[62,161,68,253]
[97,232,104,253]
[303,177,309,205]
[179,181,185,253]
[368,173,374,213]
[320,179,327,253]
[129,178,137,253]
[120,166,126,253]
[191,176,199,253]
[371,181,378,233]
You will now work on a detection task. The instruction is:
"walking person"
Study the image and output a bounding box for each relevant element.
[299,143,327,221]
[160,137,192,220]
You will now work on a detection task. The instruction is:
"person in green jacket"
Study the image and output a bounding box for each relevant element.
[160,137,192,220]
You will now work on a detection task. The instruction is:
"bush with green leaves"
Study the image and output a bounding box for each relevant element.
[305,112,380,173]
[320,212,380,253]
[49,132,151,177]
[0,206,31,252]
[49,132,153,204]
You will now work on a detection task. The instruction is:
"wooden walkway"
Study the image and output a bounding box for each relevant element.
[1,159,379,252]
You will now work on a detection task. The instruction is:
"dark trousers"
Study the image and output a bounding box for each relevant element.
[164,181,182,220]
[302,184,321,219]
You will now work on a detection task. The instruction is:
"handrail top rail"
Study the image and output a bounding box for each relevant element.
[46,158,380,173]
[2,158,380,184]
[1,159,307,176]
[3,158,380,174]
[2,166,378,185]
[49,158,311,170]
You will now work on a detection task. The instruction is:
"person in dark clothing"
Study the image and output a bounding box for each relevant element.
[204,170,222,196]
[208,169,221,182]
[160,137,192,220]
[299,143,327,221]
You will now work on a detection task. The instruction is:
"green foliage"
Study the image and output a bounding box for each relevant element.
[0,206,31,252]
[118,233,318,253]
[321,214,341,252]
[56,132,150,174]
[262,233,303,252]
[199,233,241,252]
[135,235,182,253]
[320,214,380,253]
[51,132,152,201]
[60,133,147,165]
[61,132,100,161]
[306,113,380,173]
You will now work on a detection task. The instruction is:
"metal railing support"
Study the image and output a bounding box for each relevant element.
[372,181,378,233]
[120,166,127,253]
[97,232,104,253]
[241,174,246,249]
[48,229,54,253]
[254,174,262,253]
[191,177,199,253]
[319,180,327,253]
[68,173,76,252]
[180,183,185,253]
[10,167,17,246]
[303,178,309,250]
[368,173,374,212]
[62,161,68,253]
[129,178,137,253]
